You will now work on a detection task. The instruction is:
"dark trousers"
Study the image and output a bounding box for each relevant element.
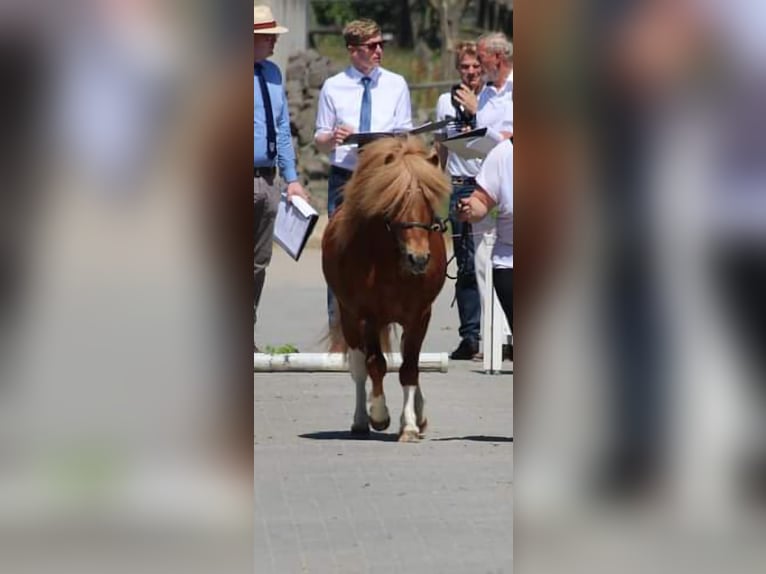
[449,184,481,344]
[493,267,513,334]
[326,166,353,326]
[254,175,279,335]
[714,247,766,394]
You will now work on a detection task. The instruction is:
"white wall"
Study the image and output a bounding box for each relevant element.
[268,0,308,70]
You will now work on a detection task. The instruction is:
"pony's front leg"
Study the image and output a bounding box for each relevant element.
[399,385,421,442]
[415,385,427,433]
[349,348,369,435]
[365,325,391,432]
[398,314,430,442]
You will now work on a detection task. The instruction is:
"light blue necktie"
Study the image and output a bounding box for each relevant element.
[359,76,372,133]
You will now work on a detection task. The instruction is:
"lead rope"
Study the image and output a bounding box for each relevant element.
[446,216,474,308]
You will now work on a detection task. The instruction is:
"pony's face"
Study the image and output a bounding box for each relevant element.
[386,193,446,276]
[384,149,446,275]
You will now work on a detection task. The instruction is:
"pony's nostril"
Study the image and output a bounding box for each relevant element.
[407,253,430,271]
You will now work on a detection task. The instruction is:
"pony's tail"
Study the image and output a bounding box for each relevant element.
[323,318,394,356]
[327,316,348,354]
[321,297,347,353]
[378,325,393,355]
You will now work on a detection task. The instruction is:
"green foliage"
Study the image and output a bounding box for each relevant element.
[312,1,355,27]
[264,344,300,355]
[312,1,402,29]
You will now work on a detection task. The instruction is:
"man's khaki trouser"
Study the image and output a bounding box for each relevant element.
[254,174,279,337]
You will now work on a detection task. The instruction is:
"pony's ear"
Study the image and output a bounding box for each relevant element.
[384,153,397,165]
[426,149,440,167]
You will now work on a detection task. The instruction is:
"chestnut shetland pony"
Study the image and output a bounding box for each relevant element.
[322,136,451,442]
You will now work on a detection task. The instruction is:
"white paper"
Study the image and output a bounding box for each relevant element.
[273,195,319,261]
[441,128,500,160]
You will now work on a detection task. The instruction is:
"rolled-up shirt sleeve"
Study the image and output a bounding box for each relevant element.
[393,79,413,130]
[314,85,335,137]
[276,83,298,183]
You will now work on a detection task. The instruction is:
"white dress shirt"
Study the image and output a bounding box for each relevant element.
[435,92,482,177]
[314,65,412,171]
[476,76,513,142]
[476,140,513,268]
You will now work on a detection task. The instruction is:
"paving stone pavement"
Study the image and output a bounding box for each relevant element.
[255,247,513,574]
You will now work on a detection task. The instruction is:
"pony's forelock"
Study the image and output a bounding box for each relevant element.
[338,137,450,228]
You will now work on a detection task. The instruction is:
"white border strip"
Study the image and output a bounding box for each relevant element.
[254,352,449,373]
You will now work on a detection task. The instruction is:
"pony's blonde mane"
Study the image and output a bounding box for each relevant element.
[329,136,451,249]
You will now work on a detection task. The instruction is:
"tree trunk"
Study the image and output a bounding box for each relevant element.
[399,0,415,48]
[477,0,488,28]
[430,0,469,79]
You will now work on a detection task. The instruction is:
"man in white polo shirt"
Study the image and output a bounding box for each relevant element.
[458,139,513,334]
[314,18,412,330]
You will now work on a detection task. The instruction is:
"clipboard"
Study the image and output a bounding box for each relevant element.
[408,117,455,135]
[343,119,455,147]
[440,127,498,160]
[273,194,319,261]
[343,131,407,147]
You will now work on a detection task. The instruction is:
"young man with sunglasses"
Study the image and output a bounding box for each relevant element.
[314,18,413,332]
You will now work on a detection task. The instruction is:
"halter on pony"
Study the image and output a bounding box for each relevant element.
[384,186,449,234]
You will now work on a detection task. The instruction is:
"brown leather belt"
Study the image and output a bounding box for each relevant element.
[253,166,276,178]
[451,176,476,185]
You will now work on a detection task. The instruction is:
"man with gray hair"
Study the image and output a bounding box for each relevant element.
[477,32,514,140]
[458,31,514,141]
[453,31,514,360]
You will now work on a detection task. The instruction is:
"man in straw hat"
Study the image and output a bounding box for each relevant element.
[253,4,309,352]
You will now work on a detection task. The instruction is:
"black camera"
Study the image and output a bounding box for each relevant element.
[450,84,473,126]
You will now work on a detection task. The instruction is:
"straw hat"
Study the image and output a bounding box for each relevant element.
[253,5,288,34]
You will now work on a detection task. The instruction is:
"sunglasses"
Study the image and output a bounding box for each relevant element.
[354,40,386,51]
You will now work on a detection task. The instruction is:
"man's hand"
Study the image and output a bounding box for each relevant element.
[455,84,479,116]
[456,196,474,222]
[332,124,354,145]
[285,181,310,203]
[314,124,354,154]
[457,190,494,223]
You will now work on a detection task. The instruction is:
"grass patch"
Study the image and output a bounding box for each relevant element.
[264,344,300,354]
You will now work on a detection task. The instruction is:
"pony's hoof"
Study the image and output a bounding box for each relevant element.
[350,423,370,436]
[369,416,391,432]
[398,429,421,443]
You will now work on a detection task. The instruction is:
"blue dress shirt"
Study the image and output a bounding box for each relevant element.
[254,59,298,182]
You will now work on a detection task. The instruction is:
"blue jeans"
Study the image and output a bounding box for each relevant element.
[327,166,353,326]
[449,184,481,344]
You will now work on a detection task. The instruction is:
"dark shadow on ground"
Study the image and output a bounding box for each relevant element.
[467,369,514,375]
[300,430,399,442]
[431,435,513,443]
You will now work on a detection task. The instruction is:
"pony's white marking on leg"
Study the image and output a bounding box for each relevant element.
[349,349,369,432]
[369,393,390,428]
[400,385,419,439]
[415,385,426,428]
